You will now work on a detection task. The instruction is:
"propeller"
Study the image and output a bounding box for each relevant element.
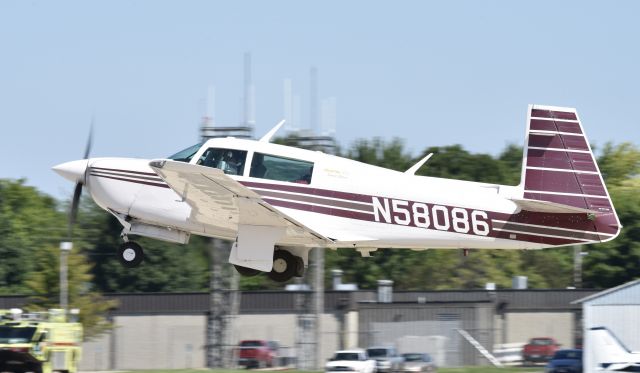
[67,123,93,239]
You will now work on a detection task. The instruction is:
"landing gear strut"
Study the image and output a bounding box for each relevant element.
[118,241,144,268]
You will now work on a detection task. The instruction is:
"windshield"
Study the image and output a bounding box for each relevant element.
[402,353,425,362]
[334,352,362,361]
[240,341,263,347]
[168,143,202,163]
[0,326,36,343]
[367,349,389,358]
[531,339,553,346]
[554,350,582,360]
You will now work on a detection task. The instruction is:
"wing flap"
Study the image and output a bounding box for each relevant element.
[149,160,329,245]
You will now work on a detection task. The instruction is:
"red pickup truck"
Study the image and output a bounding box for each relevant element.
[522,337,560,364]
[238,340,279,368]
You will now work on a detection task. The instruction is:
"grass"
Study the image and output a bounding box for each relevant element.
[119,367,542,373]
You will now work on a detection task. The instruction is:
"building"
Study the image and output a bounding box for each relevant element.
[0,288,596,370]
[573,280,640,373]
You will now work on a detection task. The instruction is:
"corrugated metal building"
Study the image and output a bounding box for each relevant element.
[574,280,640,373]
[0,289,596,370]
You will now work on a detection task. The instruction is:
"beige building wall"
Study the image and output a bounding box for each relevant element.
[112,315,207,370]
[504,312,574,347]
[80,313,339,370]
[79,333,111,371]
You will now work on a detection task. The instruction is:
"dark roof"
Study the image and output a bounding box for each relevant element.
[0,289,597,315]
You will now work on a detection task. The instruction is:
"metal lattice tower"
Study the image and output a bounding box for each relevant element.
[203,52,254,368]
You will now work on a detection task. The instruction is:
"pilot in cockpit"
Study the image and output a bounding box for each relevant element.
[218,151,242,175]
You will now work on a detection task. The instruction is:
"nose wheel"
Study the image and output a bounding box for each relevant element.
[117,241,144,268]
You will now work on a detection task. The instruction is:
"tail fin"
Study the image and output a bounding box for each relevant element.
[588,327,640,371]
[518,104,621,241]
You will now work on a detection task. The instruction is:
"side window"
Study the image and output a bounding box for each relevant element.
[197,148,247,176]
[250,153,314,184]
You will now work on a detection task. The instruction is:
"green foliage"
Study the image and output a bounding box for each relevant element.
[0,180,66,294]
[24,244,117,340]
[79,199,210,293]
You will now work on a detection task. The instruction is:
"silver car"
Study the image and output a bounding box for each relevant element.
[366,347,404,373]
[401,353,436,373]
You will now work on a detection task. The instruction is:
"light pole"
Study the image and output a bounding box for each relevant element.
[573,245,588,288]
[59,241,72,311]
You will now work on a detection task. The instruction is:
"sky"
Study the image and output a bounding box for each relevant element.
[1,1,639,200]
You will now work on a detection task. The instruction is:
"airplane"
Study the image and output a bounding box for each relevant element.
[588,327,640,371]
[52,104,621,282]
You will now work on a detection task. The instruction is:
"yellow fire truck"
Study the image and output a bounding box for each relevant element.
[0,309,82,373]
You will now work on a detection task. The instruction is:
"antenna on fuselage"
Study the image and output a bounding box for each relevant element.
[259,119,286,143]
[405,153,434,175]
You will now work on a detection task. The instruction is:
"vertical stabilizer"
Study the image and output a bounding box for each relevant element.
[519,104,621,241]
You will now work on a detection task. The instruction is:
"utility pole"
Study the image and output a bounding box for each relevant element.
[574,245,588,288]
[59,242,72,311]
[313,248,325,370]
[203,52,254,368]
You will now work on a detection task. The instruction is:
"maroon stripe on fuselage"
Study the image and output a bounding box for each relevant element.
[493,221,602,241]
[531,109,578,120]
[528,134,589,151]
[91,169,165,182]
[241,181,373,203]
[262,198,373,221]
[89,173,170,189]
[255,189,373,213]
[526,149,597,172]
[493,230,584,246]
[91,166,159,177]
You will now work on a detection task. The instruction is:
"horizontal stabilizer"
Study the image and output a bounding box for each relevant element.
[510,197,598,214]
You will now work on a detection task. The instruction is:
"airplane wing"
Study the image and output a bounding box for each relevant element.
[149,160,331,246]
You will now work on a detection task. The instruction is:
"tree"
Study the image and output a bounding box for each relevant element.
[24,244,116,340]
[0,179,66,294]
[80,198,211,293]
[582,143,640,288]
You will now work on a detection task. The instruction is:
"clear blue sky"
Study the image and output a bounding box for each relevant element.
[1,1,638,199]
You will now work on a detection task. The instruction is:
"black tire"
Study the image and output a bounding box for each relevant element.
[294,256,304,277]
[234,265,261,277]
[117,241,144,268]
[267,250,296,282]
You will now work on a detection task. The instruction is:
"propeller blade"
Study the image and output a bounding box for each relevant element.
[83,120,94,159]
[68,182,83,239]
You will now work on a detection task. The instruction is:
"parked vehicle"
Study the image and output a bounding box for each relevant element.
[0,308,83,373]
[238,340,279,368]
[523,337,560,364]
[367,346,404,373]
[326,349,376,373]
[402,353,436,373]
[545,349,582,373]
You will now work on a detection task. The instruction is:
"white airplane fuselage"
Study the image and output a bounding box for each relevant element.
[53,105,621,277]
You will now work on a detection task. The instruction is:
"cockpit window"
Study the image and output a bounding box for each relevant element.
[168,143,202,163]
[197,148,247,176]
[250,153,313,184]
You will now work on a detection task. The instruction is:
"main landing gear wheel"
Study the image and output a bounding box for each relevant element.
[234,265,261,277]
[268,250,297,282]
[117,241,144,268]
[294,256,304,277]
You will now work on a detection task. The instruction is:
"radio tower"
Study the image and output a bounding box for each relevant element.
[203,52,254,369]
